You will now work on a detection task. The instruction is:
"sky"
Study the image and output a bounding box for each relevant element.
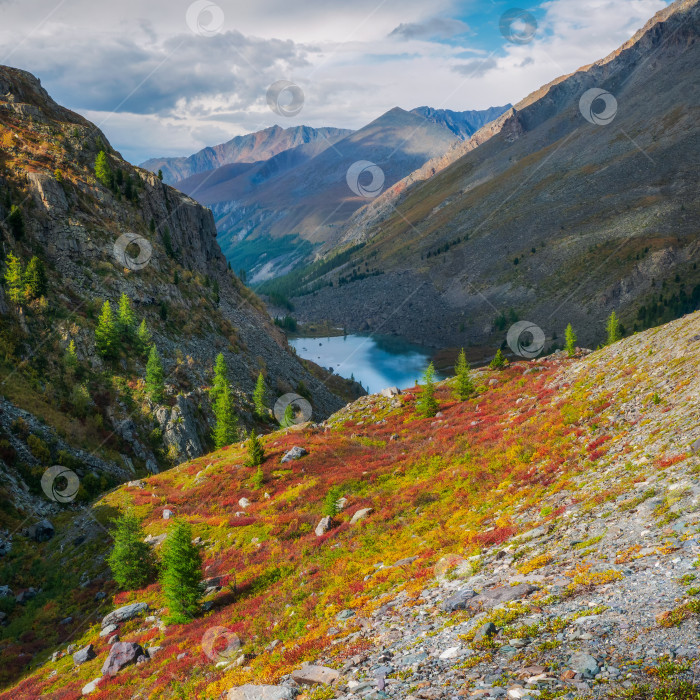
[0,0,669,164]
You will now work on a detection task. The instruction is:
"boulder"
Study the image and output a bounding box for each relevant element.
[474,622,498,642]
[73,644,96,665]
[0,585,13,598]
[442,588,477,612]
[281,446,308,463]
[380,387,401,397]
[568,651,599,677]
[99,623,118,637]
[350,508,373,524]
[82,678,101,695]
[15,587,37,604]
[227,686,295,700]
[26,519,54,542]
[239,497,251,508]
[691,437,700,454]
[336,609,355,621]
[292,664,340,686]
[476,583,539,608]
[162,509,173,519]
[315,516,332,537]
[101,601,148,628]
[102,641,149,676]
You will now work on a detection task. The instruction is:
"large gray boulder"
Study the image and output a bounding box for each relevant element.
[73,643,96,665]
[291,664,340,686]
[476,583,539,608]
[101,601,149,628]
[101,641,148,676]
[227,686,295,700]
[442,588,477,612]
[281,446,308,463]
[26,519,54,542]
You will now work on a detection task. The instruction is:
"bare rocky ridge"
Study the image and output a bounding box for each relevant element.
[290,0,700,349]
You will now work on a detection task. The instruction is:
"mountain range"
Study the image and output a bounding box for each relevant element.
[141,106,510,282]
[268,0,700,350]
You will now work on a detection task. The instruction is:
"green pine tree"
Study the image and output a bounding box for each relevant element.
[489,348,506,370]
[323,485,342,518]
[280,403,295,428]
[246,429,265,467]
[253,372,268,418]
[565,323,578,357]
[209,353,227,406]
[7,205,24,239]
[160,519,202,622]
[3,252,24,306]
[145,344,165,403]
[94,150,113,189]
[454,348,474,400]
[64,339,78,374]
[117,292,136,339]
[606,311,622,345]
[95,301,119,359]
[417,362,439,417]
[213,382,238,448]
[23,256,47,299]
[107,511,157,590]
[137,319,152,356]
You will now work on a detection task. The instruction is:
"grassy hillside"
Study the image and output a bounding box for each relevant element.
[2,311,699,698]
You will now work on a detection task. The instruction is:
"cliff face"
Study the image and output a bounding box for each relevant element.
[0,65,347,517]
[290,0,700,349]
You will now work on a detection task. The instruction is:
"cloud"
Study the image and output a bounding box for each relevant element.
[0,0,670,163]
[389,17,470,40]
[452,56,498,77]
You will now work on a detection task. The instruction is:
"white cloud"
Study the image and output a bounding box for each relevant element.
[0,0,669,163]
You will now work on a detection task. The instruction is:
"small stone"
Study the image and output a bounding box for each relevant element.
[350,508,373,524]
[227,686,294,700]
[291,664,340,686]
[315,516,332,536]
[162,509,173,519]
[82,678,101,695]
[100,623,118,637]
[474,622,498,641]
[238,497,251,508]
[439,646,462,659]
[568,651,599,678]
[281,446,308,463]
[442,588,476,612]
[336,609,355,621]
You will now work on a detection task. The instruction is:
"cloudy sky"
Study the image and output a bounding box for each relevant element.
[0,0,668,164]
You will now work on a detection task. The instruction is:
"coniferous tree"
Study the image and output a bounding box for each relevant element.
[606,311,622,345]
[117,292,136,341]
[145,344,165,403]
[489,348,506,370]
[209,353,227,405]
[137,319,152,356]
[454,348,474,400]
[95,150,113,188]
[213,382,238,448]
[157,169,163,181]
[280,403,295,428]
[23,256,47,299]
[95,301,119,358]
[3,252,24,306]
[64,339,78,374]
[246,429,265,467]
[160,519,202,622]
[565,323,578,357]
[7,205,24,239]
[253,372,267,418]
[107,512,157,590]
[417,362,439,417]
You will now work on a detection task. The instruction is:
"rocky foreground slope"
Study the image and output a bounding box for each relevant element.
[2,311,699,699]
